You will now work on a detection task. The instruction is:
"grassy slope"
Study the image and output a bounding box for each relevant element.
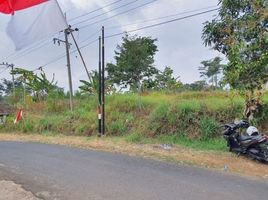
[1,91,268,151]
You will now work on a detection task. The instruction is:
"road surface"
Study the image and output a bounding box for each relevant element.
[0,141,267,200]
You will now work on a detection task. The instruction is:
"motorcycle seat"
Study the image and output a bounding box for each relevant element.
[239,134,263,141]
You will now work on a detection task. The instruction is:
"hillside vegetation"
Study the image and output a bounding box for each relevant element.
[1,91,268,151]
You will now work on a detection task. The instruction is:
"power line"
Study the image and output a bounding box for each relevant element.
[78,0,158,29]
[80,29,102,43]
[72,0,140,26]
[105,8,219,39]
[4,6,98,62]
[5,32,64,62]
[78,38,99,51]
[4,0,156,64]
[106,5,218,30]
[4,39,48,61]
[7,28,100,62]
[32,7,219,69]
[38,54,66,69]
[11,40,52,61]
[0,66,9,75]
[69,0,123,22]
[31,38,99,71]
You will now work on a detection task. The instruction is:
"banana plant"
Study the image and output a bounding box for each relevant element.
[11,68,58,101]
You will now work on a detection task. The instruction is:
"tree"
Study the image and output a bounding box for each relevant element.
[106,34,158,91]
[202,0,268,118]
[153,66,182,91]
[183,81,208,91]
[198,57,224,87]
[11,68,58,101]
[79,70,115,95]
[79,71,99,95]
[0,78,24,96]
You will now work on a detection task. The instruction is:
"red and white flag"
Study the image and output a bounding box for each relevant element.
[0,0,68,50]
[14,109,23,124]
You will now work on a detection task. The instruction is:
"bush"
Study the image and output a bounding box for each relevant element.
[199,117,220,140]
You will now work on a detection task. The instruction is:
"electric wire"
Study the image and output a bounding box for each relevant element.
[4,0,127,62]
[69,0,123,22]
[11,40,52,61]
[4,32,64,62]
[19,1,124,60]
[78,6,217,43]
[35,7,219,69]
[106,5,218,30]
[72,0,140,26]
[78,0,158,29]
[4,1,155,61]
[0,67,9,75]
[80,29,102,43]
[4,39,48,61]
[105,8,219,38]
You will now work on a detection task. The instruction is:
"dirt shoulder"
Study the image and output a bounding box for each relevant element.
[0,132,267,179]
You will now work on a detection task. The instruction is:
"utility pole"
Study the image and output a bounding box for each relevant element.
[98,36,102,136]
[101,26,105,136]
[65,28,74,111]
[0,62,15,98]
[53,26,78,111]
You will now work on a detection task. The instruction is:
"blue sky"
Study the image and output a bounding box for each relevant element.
[0,0,222,91]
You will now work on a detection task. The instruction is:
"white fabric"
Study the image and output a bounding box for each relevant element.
[6,0,67,50]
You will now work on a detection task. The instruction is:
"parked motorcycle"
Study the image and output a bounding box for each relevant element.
[222,120,268,162]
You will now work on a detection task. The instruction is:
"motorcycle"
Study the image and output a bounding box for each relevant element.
[222,120,268,162]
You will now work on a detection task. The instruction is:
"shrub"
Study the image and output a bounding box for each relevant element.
[199,117,220,140]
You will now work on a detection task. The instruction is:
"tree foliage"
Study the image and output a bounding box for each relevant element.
[106,34,158,91]
[0,78,23,96]
[202,0,268,118]
[142,66,182,91]
[183,81,209,91]
[199,57,224,87]
[79,70,115,95]
[11,68,59,101]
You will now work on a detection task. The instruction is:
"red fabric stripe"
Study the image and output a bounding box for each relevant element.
[0,0,49,14]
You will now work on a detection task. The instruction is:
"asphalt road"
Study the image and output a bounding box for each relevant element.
[0,141,267,200]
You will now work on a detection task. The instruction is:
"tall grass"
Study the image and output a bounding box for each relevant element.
[3,91,267,145]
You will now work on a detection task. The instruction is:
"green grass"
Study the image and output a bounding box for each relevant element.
[2,91,267,152]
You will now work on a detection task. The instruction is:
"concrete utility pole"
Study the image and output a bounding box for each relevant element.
[65,28,74,112]
[0,62,15,98]
[53,26,78,111]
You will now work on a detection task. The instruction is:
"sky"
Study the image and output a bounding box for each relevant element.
[0,0,222,91]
